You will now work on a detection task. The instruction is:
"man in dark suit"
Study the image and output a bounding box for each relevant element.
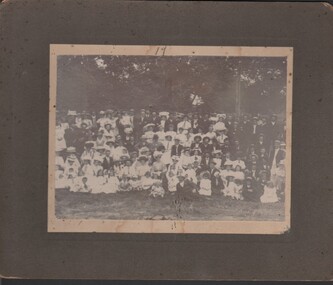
[150,111,161,131]
[200,151,212,171]
[250,117,260,143]
[200,137,213,154]
[208,161,224,195]
[255,133,268,155]
[134,109,148,136]
[164,112,178,132]
[171,137,183,157]
[102,148,113,170]
[266,114,281,145]
[199,114,211,133]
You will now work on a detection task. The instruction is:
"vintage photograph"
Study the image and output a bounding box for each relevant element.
[48,45,292,233]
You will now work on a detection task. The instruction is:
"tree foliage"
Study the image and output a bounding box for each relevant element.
[57,55,286,115]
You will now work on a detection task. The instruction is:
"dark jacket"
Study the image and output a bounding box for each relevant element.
[171,144,183,157]
[102,156,113,170]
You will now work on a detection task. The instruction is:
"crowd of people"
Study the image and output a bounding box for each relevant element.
[54,108,287,203]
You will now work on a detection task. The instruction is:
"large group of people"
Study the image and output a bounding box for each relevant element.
[54,108,287,203]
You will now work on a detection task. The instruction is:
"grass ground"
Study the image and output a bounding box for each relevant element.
[55,189,285,221]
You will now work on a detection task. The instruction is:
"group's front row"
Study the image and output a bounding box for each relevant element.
[55,156,284,204]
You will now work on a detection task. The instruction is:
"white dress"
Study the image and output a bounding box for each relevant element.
[223,181,242,200]
[260,186,279,203]
[55,126,66,151]
[102,176,119,193]
[167,174,178,192]
[198,179,212,196]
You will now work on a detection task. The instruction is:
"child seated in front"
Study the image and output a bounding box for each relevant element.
[166,166,178,193]
[100,169,119,194]
[242,177,258,202]
[130,175,142,191]
[223,176,243,200]
[118,174,132,192]
[141,171,154,191]
[184,163,198,193]
[150,179,165,198]
[198,171,212,196]
[260,181,279,203]
[77,176,92,193]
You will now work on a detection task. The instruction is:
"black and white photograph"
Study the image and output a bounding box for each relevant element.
[48,45,292,233]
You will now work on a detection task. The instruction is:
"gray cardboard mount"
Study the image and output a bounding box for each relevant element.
[0,0,332,280]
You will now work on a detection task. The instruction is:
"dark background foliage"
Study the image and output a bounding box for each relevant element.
[57,55,287,115]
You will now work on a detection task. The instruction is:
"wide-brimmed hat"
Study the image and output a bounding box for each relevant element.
[85,141,95,147]
[137,156,148,162]
[194,135,202,141]
[66,147,76,153]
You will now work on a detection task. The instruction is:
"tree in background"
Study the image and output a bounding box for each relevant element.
[57,55,286,116]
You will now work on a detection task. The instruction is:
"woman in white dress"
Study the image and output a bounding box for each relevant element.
[55,122,67,152]
[198,172,212,196]
[260,181,279,203]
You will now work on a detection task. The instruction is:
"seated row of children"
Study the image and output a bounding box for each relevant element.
[55,158,281,203]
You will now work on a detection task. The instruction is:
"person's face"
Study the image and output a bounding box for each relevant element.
[141,111,145,117]
[174,139,180,145]
[253,119,257,125]
[145,110,150,116]
[68,160,74,165]
[105,150,111,157]
[219,117,224,122]
[243,115,248,121]
[179,128,183,133]
[274,141,280,148]
[260,148,266,154]
[227,115,232,121]
[259,137,264,143]
[208,125,214,132]
[271,116,277,122]
[203,139,209,144]
[125,160,131,167]
[82,178,88,183]
[235,166,241,171]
